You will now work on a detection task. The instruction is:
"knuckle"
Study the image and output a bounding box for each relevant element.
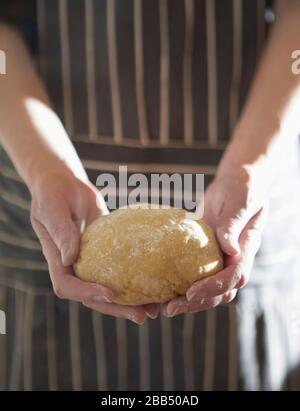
[249,227,262,246]
[245,226,259,241]
[51,222,66,237]
[231,264,242,283]
[59,240,70,254]
[219,219,235,233]
[230,265,248,289]
[215,278,226,293]
[38,231,50,246]
[219,217,241,236]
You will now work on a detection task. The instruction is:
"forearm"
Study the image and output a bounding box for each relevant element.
[219,1,300,182]
[0,24,87,192]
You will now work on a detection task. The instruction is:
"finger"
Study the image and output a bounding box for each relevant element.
[164,289,237,317]
[187,207,267,300]
[215,186,261,256]
[143,303,160,319]
[232,207,267,288]
[164,295,224,317]
[164,288,238,317]
[32,219,115,302]
[221,289,238,304]
[162,295,191,317]
[83,301,146,325]
[186,263,242,301]
[32,200,80,266]
[216,206,250,256]
[217,226,241,256]
[86,185,110,224]
[216,198,266,257]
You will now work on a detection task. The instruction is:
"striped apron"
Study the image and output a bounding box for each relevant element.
[1,0,300,391]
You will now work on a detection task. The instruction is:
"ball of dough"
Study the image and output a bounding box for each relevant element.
[74,205,223,305]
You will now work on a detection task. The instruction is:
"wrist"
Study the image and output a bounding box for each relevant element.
[215,157,270,211]
[217,123,281,186]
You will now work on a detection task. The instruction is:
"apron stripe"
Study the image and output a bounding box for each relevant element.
[0,210,9,223]
[160,315,174,390]
[138,320,150,390]
[0,164,22,182]
[159,0,170,146]
[0,257,47,271]
[228,303,238,390]
[0,286,7,390]
[203,308,216,390]
[206,0,218,146]
[85,0,98,140]
[229,0,242,134]
[74,139,224,163]
[92,311,108,390]
[0,189,30,210]
[107,0,123,142]
[9,289,25,390]
[72,134,227,148]
[239,295,260,390]
[59,0,74,135]
[183,0,195,146]
[46,296,58,391]
[82,159,217,174]
[134,0,150,145]
[37,0,47,77]
[183,314,195,390]
[256,0,266,60]
[0,232,41,250]
[69,301,82,391]
[116,318,128,390]
[0,278,52,297]
[23,293,35,391]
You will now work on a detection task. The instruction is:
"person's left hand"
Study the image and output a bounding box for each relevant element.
[163,165,269,317]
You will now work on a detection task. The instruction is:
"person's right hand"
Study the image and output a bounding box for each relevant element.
[30,169,158,324]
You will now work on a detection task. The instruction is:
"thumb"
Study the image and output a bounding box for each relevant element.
[216,207,250,256]
[42,204,80,266]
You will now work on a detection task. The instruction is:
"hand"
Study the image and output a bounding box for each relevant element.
[163,166,268,317]
[30,169,159,324]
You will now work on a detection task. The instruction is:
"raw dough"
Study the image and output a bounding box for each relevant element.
[74,205,223,305]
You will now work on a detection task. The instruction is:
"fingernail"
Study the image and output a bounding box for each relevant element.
[167,306,185,317]
[129,317,144,325]
[145,310,158,319]
[167,303,186,317]
[91,295,112,303]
